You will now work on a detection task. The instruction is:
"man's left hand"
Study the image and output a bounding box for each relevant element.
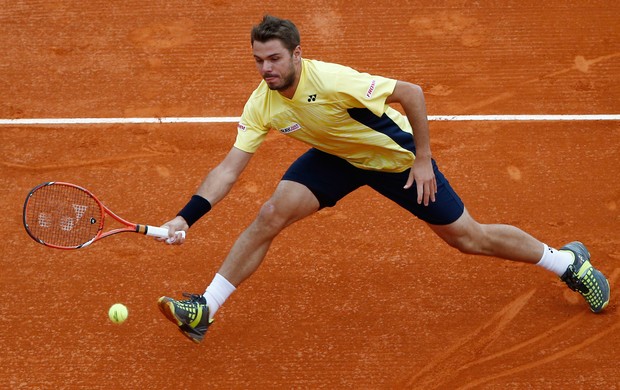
[404,156,437,206]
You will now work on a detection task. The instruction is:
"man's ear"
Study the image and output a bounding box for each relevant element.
[293,45,302,61]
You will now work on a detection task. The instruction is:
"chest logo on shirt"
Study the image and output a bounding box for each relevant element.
[307,94,317,102]
[279,122,301,134]
[366,80,376,98]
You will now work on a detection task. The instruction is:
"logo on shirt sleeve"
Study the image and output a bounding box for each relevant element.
[365,80,377,98]
[237,123,247,132]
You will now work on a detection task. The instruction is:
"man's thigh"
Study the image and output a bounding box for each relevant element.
[364,160,465,225]
[282,148,364,209]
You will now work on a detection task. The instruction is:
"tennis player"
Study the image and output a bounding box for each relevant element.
[157,15,610,343]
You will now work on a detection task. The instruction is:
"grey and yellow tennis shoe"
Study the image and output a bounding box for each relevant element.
[158,293,212,343]
[560,241,610,313]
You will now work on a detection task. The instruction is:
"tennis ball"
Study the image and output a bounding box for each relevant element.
[108,303,128,324]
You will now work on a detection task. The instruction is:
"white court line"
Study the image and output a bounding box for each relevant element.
[0,114,619,125]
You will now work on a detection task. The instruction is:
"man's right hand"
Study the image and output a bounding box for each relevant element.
[157,216,189,245]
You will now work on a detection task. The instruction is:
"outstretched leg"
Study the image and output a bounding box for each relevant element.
[218,179,320,286]
[428,207,610,312]
[427,208,544,263]
[158,180,320,343]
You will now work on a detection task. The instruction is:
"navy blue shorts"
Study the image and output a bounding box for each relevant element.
[281,148,464,225]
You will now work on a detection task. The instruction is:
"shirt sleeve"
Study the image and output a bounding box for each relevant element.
[337,72,397,117]
[233,99,269,153]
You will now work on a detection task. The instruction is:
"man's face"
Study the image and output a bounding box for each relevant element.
[252,39,300,93]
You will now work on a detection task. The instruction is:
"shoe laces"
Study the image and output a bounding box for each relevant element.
[563,263,606,307]
[176,293,206,319]
[181,292,206,303]
[562,264,590,294]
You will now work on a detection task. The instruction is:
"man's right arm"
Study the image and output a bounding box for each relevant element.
[160,146,253,243]
[195,146,254,207]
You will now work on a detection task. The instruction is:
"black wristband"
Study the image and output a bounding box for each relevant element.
[177,195,212,227]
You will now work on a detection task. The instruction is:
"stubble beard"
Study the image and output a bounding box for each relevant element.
[266,63,296,92]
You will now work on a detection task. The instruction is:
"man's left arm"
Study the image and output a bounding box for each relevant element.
[386,81,437,206]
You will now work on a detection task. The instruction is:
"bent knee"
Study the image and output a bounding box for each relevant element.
[255,201,290,232]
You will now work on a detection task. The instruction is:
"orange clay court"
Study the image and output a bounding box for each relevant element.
[1,2,619,389]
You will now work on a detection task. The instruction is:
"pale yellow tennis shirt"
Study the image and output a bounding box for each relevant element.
[235,59,416,172]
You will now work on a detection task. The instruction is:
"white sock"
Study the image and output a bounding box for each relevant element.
[536,244,574,276]
[203,273,236,319]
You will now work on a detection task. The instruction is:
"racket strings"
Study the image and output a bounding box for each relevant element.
[24,184,103,248]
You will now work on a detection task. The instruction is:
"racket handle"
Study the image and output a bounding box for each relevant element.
[143,225,186,239]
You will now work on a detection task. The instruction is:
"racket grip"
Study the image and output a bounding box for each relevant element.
[144,225,186,239]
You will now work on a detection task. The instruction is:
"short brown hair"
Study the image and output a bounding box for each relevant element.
[251,15,300,53]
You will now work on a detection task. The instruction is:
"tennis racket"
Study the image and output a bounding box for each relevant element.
[23,181,184,249]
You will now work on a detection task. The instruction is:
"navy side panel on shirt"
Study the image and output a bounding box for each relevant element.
[347,108,416,154]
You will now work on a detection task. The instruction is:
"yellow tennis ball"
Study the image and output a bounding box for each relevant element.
[108,303,128,324]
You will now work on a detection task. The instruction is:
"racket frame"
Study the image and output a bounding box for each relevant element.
[23,181,173,249]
